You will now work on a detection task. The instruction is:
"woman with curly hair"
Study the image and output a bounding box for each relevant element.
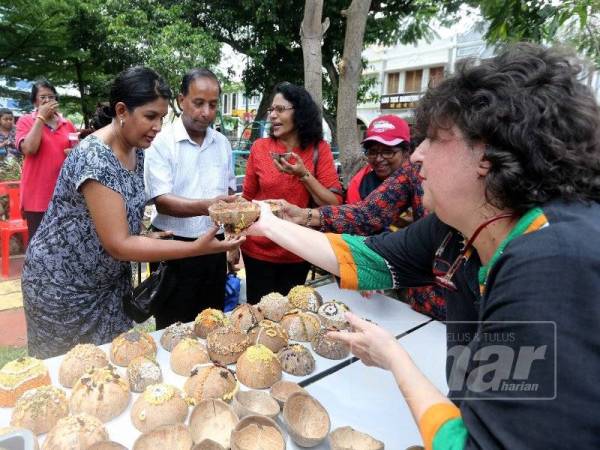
[242,82,342,303]
[248,43,600,448]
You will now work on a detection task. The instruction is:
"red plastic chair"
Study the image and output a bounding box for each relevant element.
[0,181,28,278]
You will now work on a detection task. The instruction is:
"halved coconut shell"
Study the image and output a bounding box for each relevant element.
[231,415,285,450]
[269,380,307,407]
[231,390,280,419]
[257,292,291,322]
[43,413,108,450]
[236,345,282,389]
[189,398,239,448]
[317,301,351,329]
[184,364,238,404]
[277,344,315,376]
[192,441,226,450]
[287,285,323,312]
[110,329,157,367]
[127,356,162,393]
[311,327,350,360]
[230,304,264,333]
[59,344,108,388]
[170,338,210,376]
[160,322,195,352]
[207,326,251,365]
[87,441,128,450]
[194,308,230,339]
[208,199,260,235]
[280,309,321,342]
[283,392,330,447]
[130,384,188,433]
[248,320,289,353]
[133,423,193,450]
[328,426,384,450]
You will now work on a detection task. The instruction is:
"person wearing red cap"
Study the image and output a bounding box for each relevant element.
[346,115,411,204]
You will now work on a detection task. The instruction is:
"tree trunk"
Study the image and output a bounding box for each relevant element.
[300,0,329,110]
[336,0,372,186]
[250,88,276,142]
[74,60,90,129]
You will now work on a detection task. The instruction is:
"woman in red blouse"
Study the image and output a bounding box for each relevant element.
[16,79,77,237]
[242,82,342,303]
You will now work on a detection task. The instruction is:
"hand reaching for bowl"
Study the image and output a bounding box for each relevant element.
[326,312,398,371]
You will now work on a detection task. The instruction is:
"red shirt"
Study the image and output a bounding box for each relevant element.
[243,137,342,263]
[346,164,373,204]
[16,112,76,212]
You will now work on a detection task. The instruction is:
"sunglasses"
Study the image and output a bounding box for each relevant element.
[432,213,515,291]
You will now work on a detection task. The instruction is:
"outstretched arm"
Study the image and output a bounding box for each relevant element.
[247,201,340,276]
[82,180,244,262]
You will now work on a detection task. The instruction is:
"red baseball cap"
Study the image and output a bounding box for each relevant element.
[362,115,410,147]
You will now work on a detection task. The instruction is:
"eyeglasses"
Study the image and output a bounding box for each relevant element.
[364,148,400,160]
[267,105,294,114]
[38,95,57,101]
[432,213,515,291]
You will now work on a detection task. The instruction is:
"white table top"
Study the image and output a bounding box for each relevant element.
[295,320,448,450]
[0,283,436,449]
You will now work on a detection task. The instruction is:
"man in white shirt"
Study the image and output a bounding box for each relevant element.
[144,68,236,329]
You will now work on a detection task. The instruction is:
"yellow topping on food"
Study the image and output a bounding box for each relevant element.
[0,357,46,388]
[245,344,276,363]
[143,383,177,405]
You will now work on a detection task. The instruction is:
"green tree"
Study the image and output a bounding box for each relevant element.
[0,0,221,126]
[477,0,600,66]
[174,0,461,138]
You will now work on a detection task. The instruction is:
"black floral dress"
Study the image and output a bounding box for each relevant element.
[22,135,145,358]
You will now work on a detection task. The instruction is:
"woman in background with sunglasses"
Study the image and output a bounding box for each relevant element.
[241,81,342,303]
[248,43,600,448]
[16,79,77,237]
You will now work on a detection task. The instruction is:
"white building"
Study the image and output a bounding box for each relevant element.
[357,28,495,128]
[220,26,600,135]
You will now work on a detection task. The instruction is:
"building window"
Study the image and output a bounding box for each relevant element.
[429,66,445,88]
[387,72,400,94]
[404,69,423,93]
[232,93,237,111]
[223,94,229,114]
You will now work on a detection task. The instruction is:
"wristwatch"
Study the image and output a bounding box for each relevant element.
[299,171,310,181]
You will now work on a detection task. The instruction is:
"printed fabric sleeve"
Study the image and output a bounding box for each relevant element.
[319,162,422,234]
[143,133,174,201]
[15,113,34,151]
[325,233,394,290]
[242,139,260,200]
[419,403,467,450]
[74,139,123,195]
[314,140,343,202]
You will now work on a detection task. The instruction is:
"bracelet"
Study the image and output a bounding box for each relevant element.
[305,208,313,227]
[35,116,46,124]
[299,171,310,181]
[318,208,324,229]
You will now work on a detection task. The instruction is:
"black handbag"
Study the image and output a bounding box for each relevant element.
[122,263,172,323]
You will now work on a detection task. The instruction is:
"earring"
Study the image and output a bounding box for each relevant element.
[120,118,124,128]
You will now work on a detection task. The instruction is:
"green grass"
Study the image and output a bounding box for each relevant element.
[0,345,27,368]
